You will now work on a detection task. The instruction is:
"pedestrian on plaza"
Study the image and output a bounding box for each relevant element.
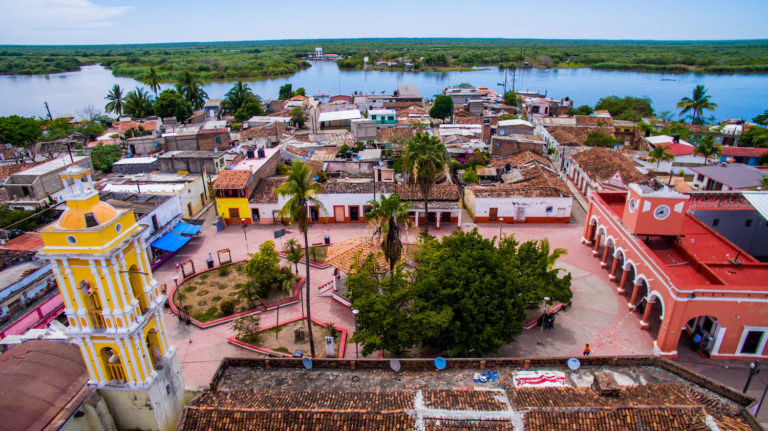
[583,343,591,356]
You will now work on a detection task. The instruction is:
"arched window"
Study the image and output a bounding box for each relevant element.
[81,280,105,329]
[146,329,164,370]
[100,347,127,383]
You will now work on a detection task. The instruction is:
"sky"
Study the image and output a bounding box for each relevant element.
[0,0,767,45]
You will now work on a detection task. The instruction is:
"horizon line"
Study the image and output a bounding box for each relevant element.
[2,37,768,48]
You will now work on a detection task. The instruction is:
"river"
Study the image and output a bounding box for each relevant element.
[1,61,766,122]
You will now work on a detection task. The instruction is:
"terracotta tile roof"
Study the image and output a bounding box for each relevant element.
[0,162,42,181]
[424,419,515,430]
[117,120,157,134]
[673,178,694,193]
[489,151,550,170]
[454,110,484,125]
[394,183,459,201]
[284,145,311,157]
[575,115,613,127]
[213,170,252,189]
[721,146,768,158]
[250,176,286,203]
[571,147,650,184]
[326,236,392,273]
[546,126,615,146]
[197,127,228,134]
[468,172,571,198]
[422,389,507,411]
[192,389,414,411]
[524,407,710,431]
[240,123,291,140]
[377,127,414,143]
[512,384,695,409]
[180,408,413,431]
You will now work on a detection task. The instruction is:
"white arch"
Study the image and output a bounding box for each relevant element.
[605,235,616,247]
[589,216,599,226]
[596,225,607,238]
[623,259,637,272]
[634,273,651,290]
[614,247,626,260]
[648,290,665,319]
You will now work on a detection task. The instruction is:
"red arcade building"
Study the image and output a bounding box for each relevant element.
[583,184,768,360]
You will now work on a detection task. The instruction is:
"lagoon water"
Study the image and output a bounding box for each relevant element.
[1,61,766,121]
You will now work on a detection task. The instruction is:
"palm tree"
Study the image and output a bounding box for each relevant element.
[142,67,161,96]
[283,238,305,317]
[175,71,208,110]
[693,135,723,165]
[367,193,412,272]
[539,238,567,270]
[761,176,768,190]
[403,132,447,234]
[276,161,323,357]
[647,145,674,169]
[104,84,125,116]
[677,84,717,125]
[225,81,254,112]
[123,88,154,118]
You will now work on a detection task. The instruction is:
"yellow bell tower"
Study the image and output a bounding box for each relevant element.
[39,164,184,431]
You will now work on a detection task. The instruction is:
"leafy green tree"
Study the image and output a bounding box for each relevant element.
[647,145,674,168]
[656,122,692,142]
[429,95,454,120]
[584,131,619,147]
[293,87,306,97]
[153,89,192,121]
[175,71,208,109]
[677,84,717,125]
[412,230,572,356]
[367,193,412,272]
[123,88,154,118]
[403,133,447,234]
[503,91,519,106]
[761,176,768,189]
[758,152,768,166]
[290,107,306,128]
[90,144,123,173]
[753,110,768,125]
[461,167,479,184]
[347,256,453,356]
[276,160,323,357]
[568,105,594,116]
[278,83,293,100]
[243,240,282,302]
[283,239,303,275]
[693,135,723,164]
[0,116,41,153]
[234,96,265,123]
[595,96,653,121]
[0,204,60,231]
[104,84,125,116]
[142,67,161,96]
[738,126,768,148]
[336,144,351,158]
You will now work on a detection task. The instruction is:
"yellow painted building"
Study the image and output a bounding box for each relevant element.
[39,164,184,431]
[213,169,256,224]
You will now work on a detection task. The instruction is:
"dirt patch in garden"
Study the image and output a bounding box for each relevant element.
[173,261,296,322]
[245,320,343,359]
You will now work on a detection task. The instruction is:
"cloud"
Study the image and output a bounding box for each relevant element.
[0,0,130,42]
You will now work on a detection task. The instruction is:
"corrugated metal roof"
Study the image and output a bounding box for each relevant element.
[318,110,361,122]
[690,164,766,189]
[742,191,768,222]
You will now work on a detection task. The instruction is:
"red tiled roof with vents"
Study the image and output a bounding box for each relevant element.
[721,146,768,158]
[651,142,695,156]
[213,170,251,190]
[571,147,650,184]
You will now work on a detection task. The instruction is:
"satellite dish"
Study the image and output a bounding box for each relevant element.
[389,359,401,372]
[434,357,446,370]
[567,358,581,370]
[302,357,313,369]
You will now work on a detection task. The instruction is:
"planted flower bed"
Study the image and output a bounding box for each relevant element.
[228,316,346,359]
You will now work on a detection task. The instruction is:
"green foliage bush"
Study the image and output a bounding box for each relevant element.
[217,266,230,277]
[220,299,237,316]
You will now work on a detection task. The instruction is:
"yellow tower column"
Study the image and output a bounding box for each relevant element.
[40,165,184,431]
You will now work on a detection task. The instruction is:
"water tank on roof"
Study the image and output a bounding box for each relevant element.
[257,148,265,158]
[246,149,255,159]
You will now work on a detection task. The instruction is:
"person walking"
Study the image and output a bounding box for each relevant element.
[583,343,591,356]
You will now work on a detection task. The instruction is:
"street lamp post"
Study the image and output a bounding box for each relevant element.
[352,309,359,359]
[537,297,550,345]
[498,218,504,240]
[241,219,249,255]
[744,361,760,393]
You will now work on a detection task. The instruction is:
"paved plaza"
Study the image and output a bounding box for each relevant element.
[157,204,768,424]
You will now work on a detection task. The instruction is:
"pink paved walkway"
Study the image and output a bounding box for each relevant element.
[158,207,654,388]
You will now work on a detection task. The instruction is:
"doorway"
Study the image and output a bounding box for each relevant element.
[228,208,239,221]
[515,206,526,222]
[489,208,498,222]
[309,207,319,223]
[334,206,345,223]
[251,208,260,222]
[349,206,359,222]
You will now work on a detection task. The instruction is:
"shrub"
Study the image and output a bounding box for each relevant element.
[200,274,209,280]
[183,285,197,293]
[197,299,208,306]
[197,289,209,297]
[328,323,340,338]
[220,299,237,316]
[212,295,222,302]
[273,347,291,354]
[217,266,230,277]
[233,314,262,343]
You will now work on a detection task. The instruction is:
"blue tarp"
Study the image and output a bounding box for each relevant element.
[151,233,191,252]
[172,221,202,236]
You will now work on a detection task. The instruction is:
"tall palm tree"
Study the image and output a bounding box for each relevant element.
[142,67,161,96]
[367,193,412,272]
[693,135,723,165]
[403,132,447,234]
[283,238,305,317]
[225,81,254,112]
[104,84,125,116]
[677,84,717,125]
[647,144,674,169]
[276,161,323,357]
[123,88,154,118]
[539,238,567,270]
[175,71,208,110]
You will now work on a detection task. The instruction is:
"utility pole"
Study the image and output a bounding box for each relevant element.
[44,101,53,121]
